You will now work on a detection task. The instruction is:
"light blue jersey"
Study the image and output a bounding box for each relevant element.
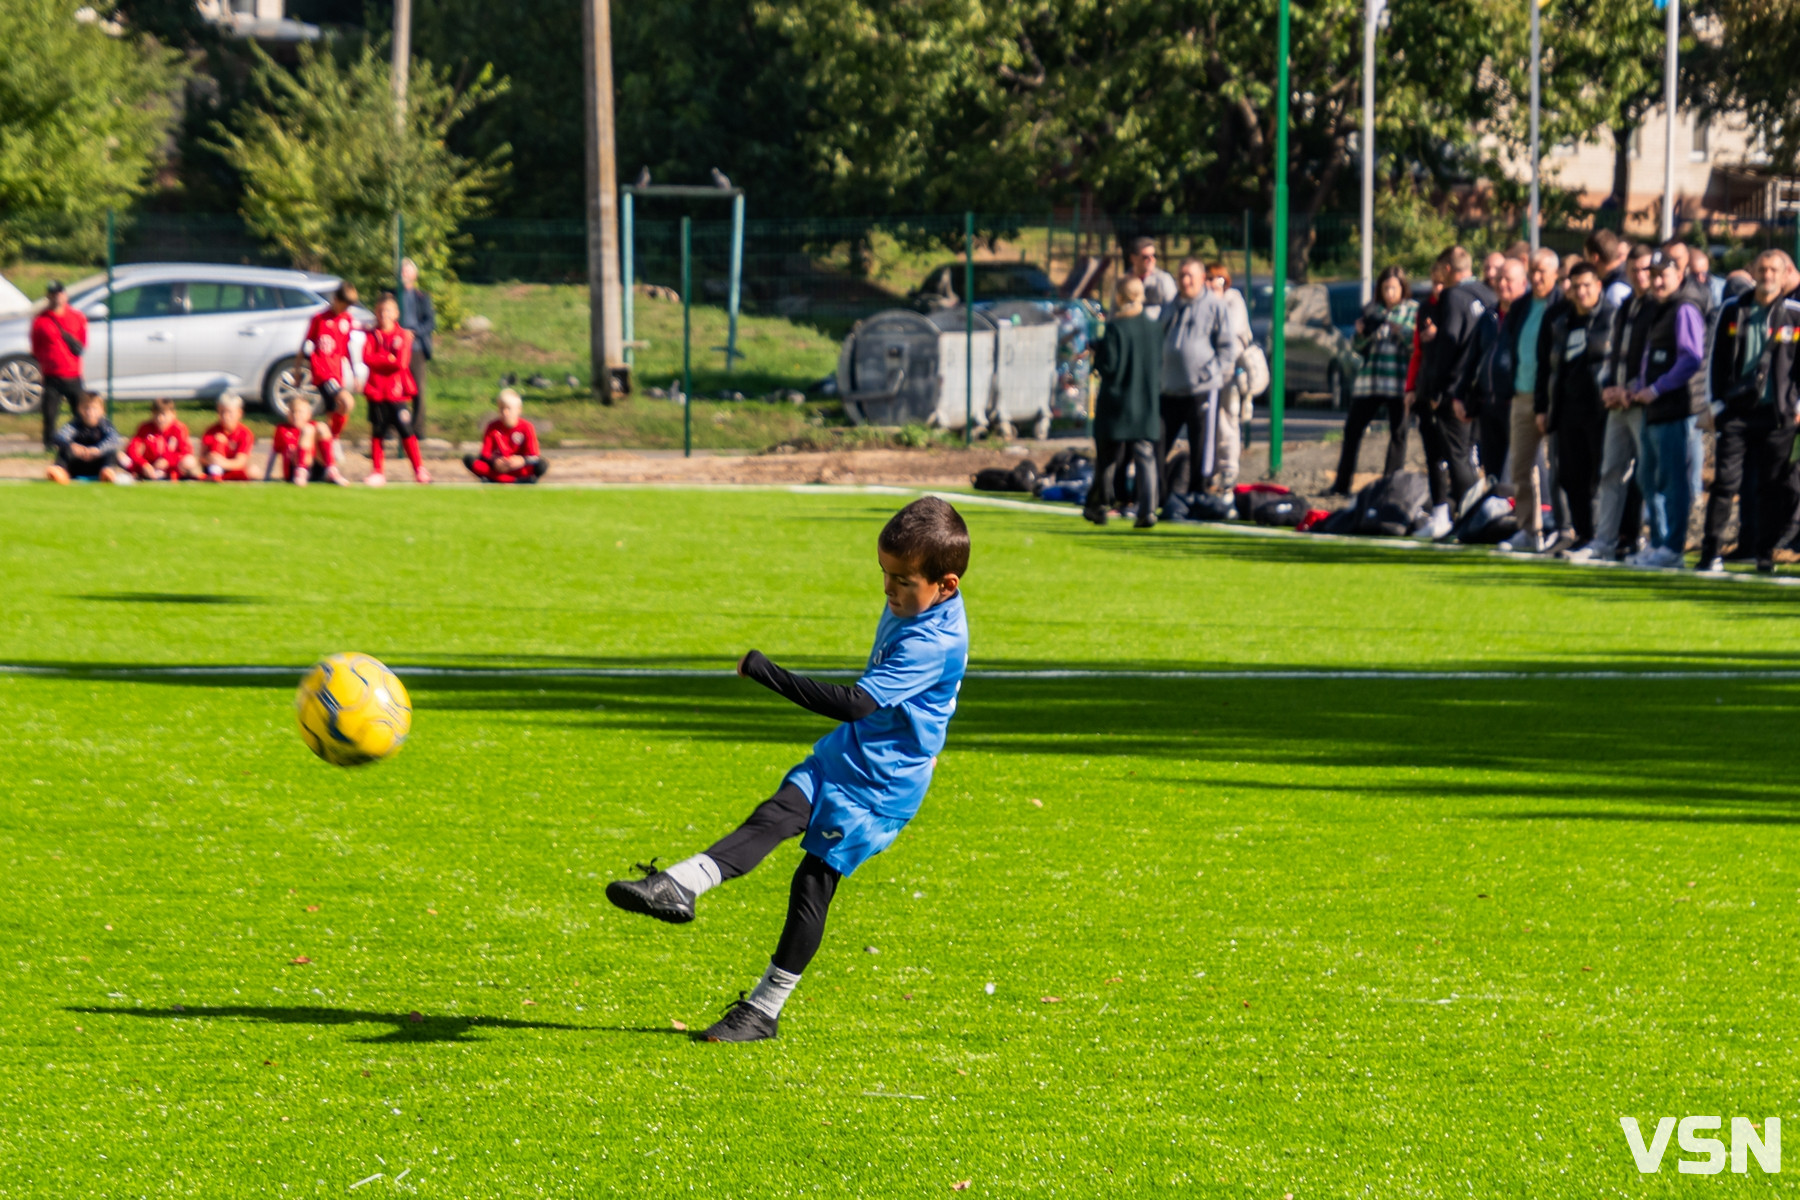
[789,592,969,875]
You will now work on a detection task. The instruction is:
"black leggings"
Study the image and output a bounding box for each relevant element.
[1333,391,1407,492]
[703,783,842,975]
[42,373,84,449]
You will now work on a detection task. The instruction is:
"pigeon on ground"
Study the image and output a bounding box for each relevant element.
[526,373,551,389]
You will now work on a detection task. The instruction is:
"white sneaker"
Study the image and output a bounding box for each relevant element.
[1425,505,1452,540]
[1654,546,1686,569]
[1497,529,1549,554]
[1623,546,1659,567]
[1562,543,1608,563]
[365,472,386,488]
[1698,557,1724,573]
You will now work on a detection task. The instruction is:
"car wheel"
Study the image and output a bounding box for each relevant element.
[262,356,316,422]
[0,355,43,414]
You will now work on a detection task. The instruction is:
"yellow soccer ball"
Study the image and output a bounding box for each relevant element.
[295,653,412,766]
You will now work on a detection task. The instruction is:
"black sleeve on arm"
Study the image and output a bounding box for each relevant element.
[740,650,879,722]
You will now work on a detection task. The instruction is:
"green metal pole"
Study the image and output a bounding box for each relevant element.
[681,215,692,458]
[1269,0,1292,476]
[964,211,975,445]
[1243,208,1253,302]
[105,209,115,424]
[622,193,635,369]
[727,193,744,371]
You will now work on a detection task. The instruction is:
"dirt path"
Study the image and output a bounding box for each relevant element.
[0,429,1386,491]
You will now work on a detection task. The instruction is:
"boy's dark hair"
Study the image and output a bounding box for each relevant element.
[1566,260,1599,283]
[880,497,969,581]
[151,397,176,416]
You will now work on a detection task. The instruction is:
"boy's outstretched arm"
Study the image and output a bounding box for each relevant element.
[738,650,878,722]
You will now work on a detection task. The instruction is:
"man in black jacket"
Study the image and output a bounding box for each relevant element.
[1699,249,1800,572]
[1464,257,1528,477]
[1583,244,1659,562]
[1536,262,1616,552]
[399,258,436,437]
[1414,245,1496,536]
[1496,249,1565,552]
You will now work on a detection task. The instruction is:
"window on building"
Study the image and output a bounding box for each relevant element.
[1552,140,1577,157]
[1690,118,1710,161]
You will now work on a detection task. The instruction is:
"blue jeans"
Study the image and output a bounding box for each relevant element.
[1640,416,1697,552]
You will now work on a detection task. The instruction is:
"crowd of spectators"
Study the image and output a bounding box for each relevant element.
[1330,231,1799,570]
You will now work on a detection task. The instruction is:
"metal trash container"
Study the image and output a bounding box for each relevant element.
[837,305,1055,437]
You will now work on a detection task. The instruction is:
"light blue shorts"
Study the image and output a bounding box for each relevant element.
[785,757,913,877]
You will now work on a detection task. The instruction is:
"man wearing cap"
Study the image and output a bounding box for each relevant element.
[30,281,87,451]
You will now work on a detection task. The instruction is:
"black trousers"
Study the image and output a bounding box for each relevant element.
[409,348,428,437]
[1477,401,1509,483]
[42,373,84,449]
[1332,392,1407,492]
[1159,391,1219,494]
[1086,435,1158,519]
[1702,412,1800,560]
[703,783,842,975]
[1416,400,1479,509]
[1554,406,1607,545]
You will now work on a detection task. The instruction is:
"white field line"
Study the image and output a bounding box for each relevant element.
[2,663,1798,683]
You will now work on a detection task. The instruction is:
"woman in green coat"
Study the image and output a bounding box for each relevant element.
[1086,276,1165,527]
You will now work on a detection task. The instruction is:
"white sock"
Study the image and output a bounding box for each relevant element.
[663,853,721,898]
[745,961,802,1019]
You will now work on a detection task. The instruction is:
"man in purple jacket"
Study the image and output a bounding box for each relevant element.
[1620,251,1707,568]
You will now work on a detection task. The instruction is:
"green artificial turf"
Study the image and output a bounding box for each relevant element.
[1,486,1798,1197]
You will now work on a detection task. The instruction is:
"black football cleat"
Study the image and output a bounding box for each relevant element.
[605,861,696,924]
[700,995,779,1043]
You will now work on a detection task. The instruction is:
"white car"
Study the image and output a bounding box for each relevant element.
[0,262,372,420]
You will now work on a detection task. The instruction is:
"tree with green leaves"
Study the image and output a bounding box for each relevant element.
[212,39,506,309]
[1691,0,1800,171]
[0,0,182,262]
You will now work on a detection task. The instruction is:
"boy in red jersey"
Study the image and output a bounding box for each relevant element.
[199,392,255,481]
[265,393,347,486]
[299,284,360,438]
[463,388,548,483]
[359,292,430,486]
[126,398,201,481]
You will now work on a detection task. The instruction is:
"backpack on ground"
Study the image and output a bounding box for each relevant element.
[1253,494,1310,527]
[1233,482,1293,521]
[1165,491,1235,522]
[1450,494,1518,544]
[1348,471,1431,536]
[972,460,1039,493]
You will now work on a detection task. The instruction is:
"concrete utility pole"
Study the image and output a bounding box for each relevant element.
[1662,0,1679,240]
[391,0,411,128]
[1360,0,1378,303]
[583,0,627,396]
[1528,0,1542,251]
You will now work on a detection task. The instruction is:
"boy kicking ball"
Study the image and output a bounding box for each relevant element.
[606,497,970,1042]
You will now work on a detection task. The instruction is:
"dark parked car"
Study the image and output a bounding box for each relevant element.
[909,263,1060,311]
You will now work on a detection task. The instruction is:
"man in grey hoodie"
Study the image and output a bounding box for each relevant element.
[1158,257,1241,499]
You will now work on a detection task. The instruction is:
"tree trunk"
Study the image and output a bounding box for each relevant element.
[1609,125,1633,216]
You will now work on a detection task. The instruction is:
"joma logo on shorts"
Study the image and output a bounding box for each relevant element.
[1621,1116,1780,1174]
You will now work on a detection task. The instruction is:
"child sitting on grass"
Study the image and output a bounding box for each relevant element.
[606,496,971,1042]
[46,392,130,485]
[265,393,347,486]
[463,388,548,483]
[126,397,201,481]
[200,392,255,481]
